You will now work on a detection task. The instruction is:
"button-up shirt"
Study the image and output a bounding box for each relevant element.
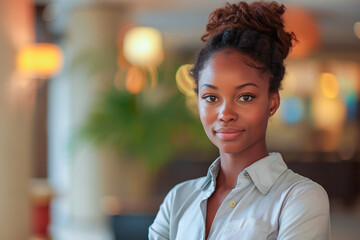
[149,153,331,240]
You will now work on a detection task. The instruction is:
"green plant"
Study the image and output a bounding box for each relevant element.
[81,67,211,171]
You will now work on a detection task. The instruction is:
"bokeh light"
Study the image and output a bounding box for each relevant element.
[284,6,320,59]
[311,95,346,130]
[280,97,304,124]
[176,64,196,97]
[123,27,164,67]
[176,64,198,114]
[319,72,339,99]
[345,92,358,121]
[17,43,63,77]
[125,66,146,94]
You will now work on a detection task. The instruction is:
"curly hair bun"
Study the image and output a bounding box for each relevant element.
[201,1,296,59]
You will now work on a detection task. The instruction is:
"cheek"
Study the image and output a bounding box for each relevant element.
[198,104,216,128]
[243,106,269,127]
[199,107,211,126]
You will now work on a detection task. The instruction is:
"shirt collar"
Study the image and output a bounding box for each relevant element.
[244,152,288,195]
[201,157,220,190]
[201,153,287,194]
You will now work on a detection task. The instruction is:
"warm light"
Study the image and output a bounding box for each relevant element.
[176,64,198,114]
[176,64,196,96]
[319,72,339,99]
[123,27,164,67]
[284,6,320,58]
[115,66,157,94]
[125,66,146,94]
[311,96,346,130]
[354,22,360,39]
[17,43,63,77]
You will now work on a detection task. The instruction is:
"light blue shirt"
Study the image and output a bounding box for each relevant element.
[149,153,331,240]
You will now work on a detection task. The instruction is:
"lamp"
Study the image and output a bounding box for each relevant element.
[116,26,164,95]
[17,43,63,78]
[123,27,164,68]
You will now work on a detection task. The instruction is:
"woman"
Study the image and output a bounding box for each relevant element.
[149,1,331,239]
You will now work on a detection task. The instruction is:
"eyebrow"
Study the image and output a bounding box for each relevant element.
[200,83,260,90]
[236,83,259,89]
[200,84,218,90]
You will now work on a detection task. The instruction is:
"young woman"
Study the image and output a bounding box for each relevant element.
[149,1,331,239]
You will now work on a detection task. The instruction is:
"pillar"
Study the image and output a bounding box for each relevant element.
[0,0,34,239]
[48,2,133,238]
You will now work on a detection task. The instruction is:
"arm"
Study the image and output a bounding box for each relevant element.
[277,183,331,240]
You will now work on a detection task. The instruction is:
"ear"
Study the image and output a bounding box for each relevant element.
[269,91,280,117]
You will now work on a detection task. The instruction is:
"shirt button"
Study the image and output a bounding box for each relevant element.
[244,172,250,178]
[229,201,236,208]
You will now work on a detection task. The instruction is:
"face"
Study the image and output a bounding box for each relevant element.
[197,49,279,157]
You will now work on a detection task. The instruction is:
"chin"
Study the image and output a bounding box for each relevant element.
[216,142,244,155]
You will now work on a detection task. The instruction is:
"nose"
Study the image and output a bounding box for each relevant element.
[218,101,238,122]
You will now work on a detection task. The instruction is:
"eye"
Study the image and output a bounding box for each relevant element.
[238,94,255,102]
[202,95,218,103]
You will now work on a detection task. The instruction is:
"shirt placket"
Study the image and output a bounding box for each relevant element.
[200,182,215,240]
[207,171,252,240]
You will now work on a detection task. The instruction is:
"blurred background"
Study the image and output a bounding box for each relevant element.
[0,0,359,239]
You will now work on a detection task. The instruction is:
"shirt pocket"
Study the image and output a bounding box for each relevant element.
[220,218,273,240]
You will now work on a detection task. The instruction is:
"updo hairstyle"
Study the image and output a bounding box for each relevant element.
[190,1,297,93]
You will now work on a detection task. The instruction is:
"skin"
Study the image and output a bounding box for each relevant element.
[197,49,280,238]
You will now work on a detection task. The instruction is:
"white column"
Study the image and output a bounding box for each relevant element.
[0,0,34,239]
[48,2,133,239]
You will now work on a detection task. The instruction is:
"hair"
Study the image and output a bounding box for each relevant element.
[190,1,297,93]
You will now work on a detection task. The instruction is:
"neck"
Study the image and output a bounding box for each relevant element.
[217,144,268,189]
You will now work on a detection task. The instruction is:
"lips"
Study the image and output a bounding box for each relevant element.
[214,128,245,140]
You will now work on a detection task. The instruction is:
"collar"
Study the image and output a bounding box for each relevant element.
[244,152,288,194]
[201,153,288,195]
[200,157,220,190]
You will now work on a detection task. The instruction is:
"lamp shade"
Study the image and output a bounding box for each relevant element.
[17,43,63,77]
[123,27,164,67]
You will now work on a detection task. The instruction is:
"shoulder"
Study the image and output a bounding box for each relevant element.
[149,176,209,239]
[279,169,329,214]
[276,170,331,239]
[281,169,328,198]
[164,176,208,202]
[155,176,208,221]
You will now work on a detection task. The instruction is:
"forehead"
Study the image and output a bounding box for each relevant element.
[199,49,269,86]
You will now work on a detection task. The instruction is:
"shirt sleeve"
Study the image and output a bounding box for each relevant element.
[148,189,174,240]
[277,182,331,240]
